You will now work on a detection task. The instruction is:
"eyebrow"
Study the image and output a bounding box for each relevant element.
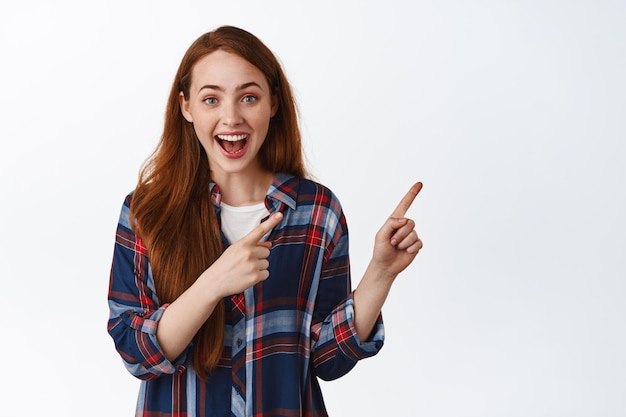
[197,81,263,95]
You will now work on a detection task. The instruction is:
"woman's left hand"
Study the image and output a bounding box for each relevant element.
[371,182,423,280]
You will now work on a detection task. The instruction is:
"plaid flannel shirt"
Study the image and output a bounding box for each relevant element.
[107,173,384,417]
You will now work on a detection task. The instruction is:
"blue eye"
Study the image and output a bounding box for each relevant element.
[243,95,257,103]
[204,97,218,105]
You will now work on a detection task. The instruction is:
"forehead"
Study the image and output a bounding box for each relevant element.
[190,50,269,90]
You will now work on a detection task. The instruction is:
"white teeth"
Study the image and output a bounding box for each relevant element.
[217,134,247,142]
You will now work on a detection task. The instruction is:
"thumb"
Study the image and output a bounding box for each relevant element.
[243,212,283,243]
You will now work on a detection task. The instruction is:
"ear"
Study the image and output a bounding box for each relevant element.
[179,91,193,122]
[270,93,279,118]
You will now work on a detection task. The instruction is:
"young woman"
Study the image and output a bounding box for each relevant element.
[108,25,423,417]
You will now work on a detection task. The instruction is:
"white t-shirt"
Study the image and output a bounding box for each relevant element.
[220,202,270,243]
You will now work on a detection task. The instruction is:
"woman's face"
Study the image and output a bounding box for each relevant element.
[180,50,278,181]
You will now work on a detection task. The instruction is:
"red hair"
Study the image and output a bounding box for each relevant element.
[130,26,306,379]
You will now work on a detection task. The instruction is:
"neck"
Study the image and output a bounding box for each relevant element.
[212,170,274,206]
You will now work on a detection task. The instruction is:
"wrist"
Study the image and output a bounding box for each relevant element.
[194,269,224,309]
[365,260,397,285]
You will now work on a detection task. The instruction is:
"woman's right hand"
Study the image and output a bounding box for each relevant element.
[203,212,283,298]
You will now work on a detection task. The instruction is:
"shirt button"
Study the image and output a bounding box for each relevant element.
[236,338,243,348]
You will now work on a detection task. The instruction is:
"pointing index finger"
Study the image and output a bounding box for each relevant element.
[390,182,423,218]
[247,212,283,242]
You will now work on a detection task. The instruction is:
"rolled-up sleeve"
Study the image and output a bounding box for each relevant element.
[107,195,189,380]
[312,293,384,381]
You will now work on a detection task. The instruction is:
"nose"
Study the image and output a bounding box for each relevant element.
[221,101,243,126]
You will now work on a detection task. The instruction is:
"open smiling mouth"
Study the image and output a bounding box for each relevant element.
[216,134,248,154]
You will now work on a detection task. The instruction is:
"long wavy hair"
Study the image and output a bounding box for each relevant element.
[130,26,307,379]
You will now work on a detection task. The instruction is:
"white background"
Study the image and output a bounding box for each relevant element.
[1,1,625,416]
